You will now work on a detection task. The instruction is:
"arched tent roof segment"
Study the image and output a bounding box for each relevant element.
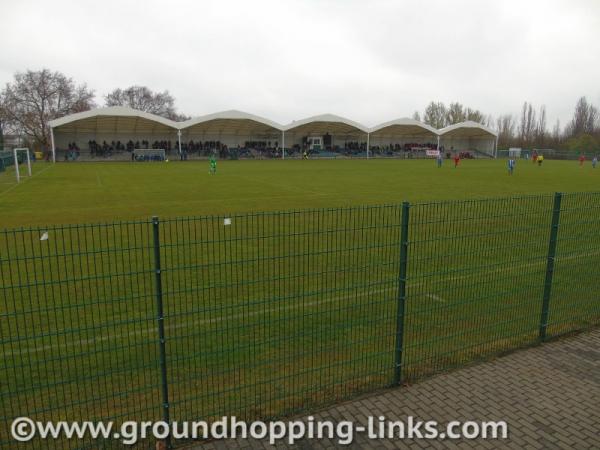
[178,110,283,134]
[370,118,439,137]
[438,121,497,138]
[283,114,369,134]
[48,106,178,133]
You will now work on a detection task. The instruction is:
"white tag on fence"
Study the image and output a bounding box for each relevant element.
[224,218,232,226]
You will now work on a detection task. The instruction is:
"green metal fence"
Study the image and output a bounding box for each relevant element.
[497,149,590,160]
[0,151,15,173]
[1,193,599,449]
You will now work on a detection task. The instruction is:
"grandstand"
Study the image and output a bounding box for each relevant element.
[47,107,498,161]
[283,114,369,157]
[179,110,283,159]
[438,121,498,158]
[369,118,440,158]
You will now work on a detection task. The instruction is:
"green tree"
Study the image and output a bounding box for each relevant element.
[566,133,600,155]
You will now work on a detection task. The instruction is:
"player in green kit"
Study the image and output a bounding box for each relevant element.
[209,154,217,174]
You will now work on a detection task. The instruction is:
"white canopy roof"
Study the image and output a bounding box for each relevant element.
[370,118,439,137]
[438,121,497,138]
[49,108,499,139]
[178,110,283,134]
[283,114,368,134]
[48,106,178,133]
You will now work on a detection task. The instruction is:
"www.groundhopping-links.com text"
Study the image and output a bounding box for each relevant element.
[11,416,508,445]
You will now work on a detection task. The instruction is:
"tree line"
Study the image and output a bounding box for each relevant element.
[1,68,599,153]
[0,69,189,148]
[414,98,600,153]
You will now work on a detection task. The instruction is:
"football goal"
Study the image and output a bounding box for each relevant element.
[13,148,32,183]
[132,148,166,162]
[508,147,522,158]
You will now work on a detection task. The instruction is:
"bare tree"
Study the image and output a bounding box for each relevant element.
[465,107,485,124]
[566,96,599,138]
[422,101,447,129]
[418,100,489,128]
[105,86,189,121]
[496,114,516,147]
[0,69,95,146]
[588,105,598,136]
[526,104,536,145]
[519,102,537,147]
[412,111,421,121]
[518,103,527,145]
[535,105,547,147]
[445,102,465,125]
[550,119,562,147]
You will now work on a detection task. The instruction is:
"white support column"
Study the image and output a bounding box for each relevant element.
[282,130,285,160]
[13,148,31,182]
[494,136,499,158]
[177,129,182,156]
[26,149,31,176]
[14,148,20,182]
[366,133,370,159]
[437,135,440,151]
[50,126,56,163]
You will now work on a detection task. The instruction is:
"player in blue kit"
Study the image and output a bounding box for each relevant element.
[508,158,515,175]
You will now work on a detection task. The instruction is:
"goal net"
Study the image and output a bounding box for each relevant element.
[132,149,166,162]
[13,148,32,182]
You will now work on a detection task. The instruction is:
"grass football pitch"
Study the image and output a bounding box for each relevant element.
[1,158,599,227]
[1,159,599,449]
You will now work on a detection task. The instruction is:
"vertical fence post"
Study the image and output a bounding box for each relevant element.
[539,193,562,341]
[394,202,410,385]
[152,216,171,448]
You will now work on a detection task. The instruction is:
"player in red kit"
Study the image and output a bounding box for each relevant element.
[454,154,460,168]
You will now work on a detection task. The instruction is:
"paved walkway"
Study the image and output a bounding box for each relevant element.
[189,329,600,449]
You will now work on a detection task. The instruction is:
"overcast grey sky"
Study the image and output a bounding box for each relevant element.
[1,0,599,127]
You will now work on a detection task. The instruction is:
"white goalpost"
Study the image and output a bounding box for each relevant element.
[132,148,166,162]
[13,148,32,183]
